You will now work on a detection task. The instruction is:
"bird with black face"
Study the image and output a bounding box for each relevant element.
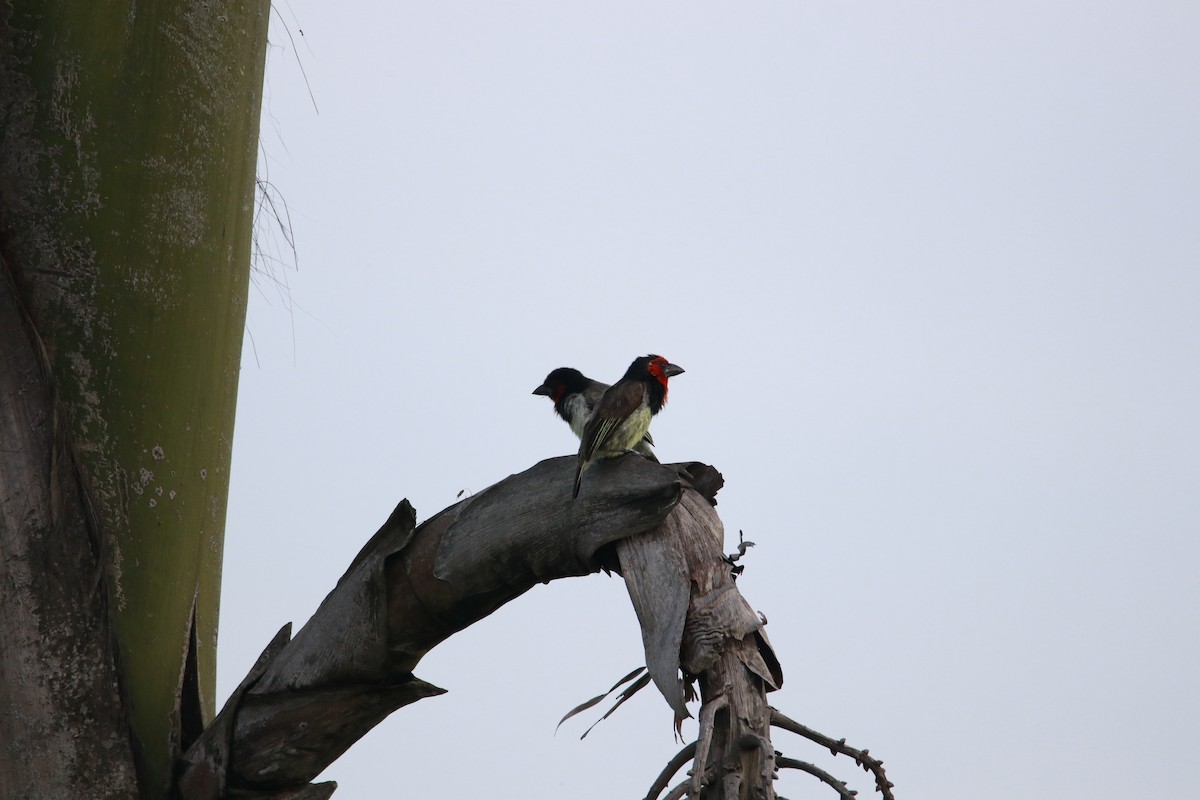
[573,355,684,499]
[533,367,655,457]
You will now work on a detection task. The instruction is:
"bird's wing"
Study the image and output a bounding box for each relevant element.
[579,380,644,461]
[581,379,610,411]
[580,415,625,462]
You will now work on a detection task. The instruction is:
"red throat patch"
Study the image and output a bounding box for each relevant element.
[648,358,670,400]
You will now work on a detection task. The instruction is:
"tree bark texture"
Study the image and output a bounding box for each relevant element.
[619,490,783,800]
[686,535,781,799]
[0,261,139,799]
[0,1,269,795]
[178,456,780,799]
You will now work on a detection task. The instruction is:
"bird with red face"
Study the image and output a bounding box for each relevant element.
[533,367,656,457]
[573,355,684,498]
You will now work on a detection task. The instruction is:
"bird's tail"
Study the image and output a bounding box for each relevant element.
[572,462,584,499]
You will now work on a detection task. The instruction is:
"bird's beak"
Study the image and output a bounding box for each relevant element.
[663,363,685,378]
[532,383,553,396]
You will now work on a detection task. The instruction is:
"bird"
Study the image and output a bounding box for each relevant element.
[573,355,684,499]
[533,367,656,456]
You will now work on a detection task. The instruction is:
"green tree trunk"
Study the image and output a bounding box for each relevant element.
[0,0,269,795]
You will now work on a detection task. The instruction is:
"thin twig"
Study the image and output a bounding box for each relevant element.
[643,741,696,800]
[663,776,690,800]
[724,529,755,577]
[770,708,895,800]
[777,755,858,800]
[663,763,717,800]
[726,529,756,563]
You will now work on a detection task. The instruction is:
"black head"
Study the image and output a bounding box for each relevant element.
[533,367,591,402]
[623,355,684,413]
[623,355,685,382]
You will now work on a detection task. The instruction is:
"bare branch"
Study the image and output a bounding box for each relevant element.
[178,455,697,797]
[663,777,691,800]
[770,708,895,800]
[642,741,697,800]
[177,455,842,800]
[777,756,858,800]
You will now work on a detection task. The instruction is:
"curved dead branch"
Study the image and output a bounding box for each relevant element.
[776,757,858,800]
[174,450,897,800]
[643,711,897,800]
[177,455,722,797]
[175,451,888,800]
[771,708,895,800]
[642,741,698,800]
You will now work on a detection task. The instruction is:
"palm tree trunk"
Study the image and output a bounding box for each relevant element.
[0,0,269,795]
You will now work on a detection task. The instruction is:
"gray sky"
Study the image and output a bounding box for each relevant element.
[220,2,1200,797]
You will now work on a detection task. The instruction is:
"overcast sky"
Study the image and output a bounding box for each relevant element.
[219,2,1200,798]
